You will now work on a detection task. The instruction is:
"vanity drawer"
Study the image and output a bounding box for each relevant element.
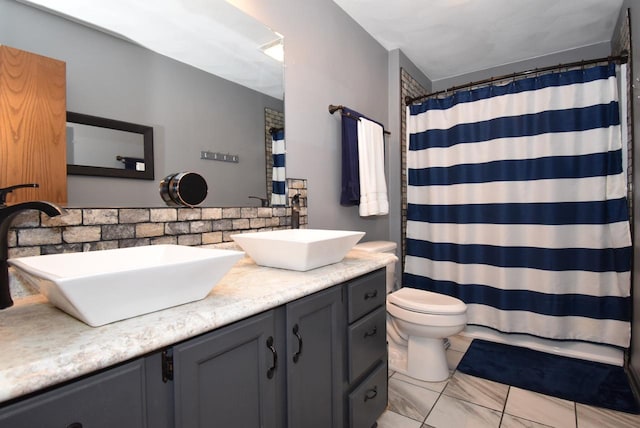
[347,268,386,323]
[348,361,388,428]
[0,359,147,428]
[348,306,387,382]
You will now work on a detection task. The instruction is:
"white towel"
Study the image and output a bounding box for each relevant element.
[357,117,388,216]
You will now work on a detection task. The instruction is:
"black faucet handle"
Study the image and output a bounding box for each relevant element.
[0,184,39,206]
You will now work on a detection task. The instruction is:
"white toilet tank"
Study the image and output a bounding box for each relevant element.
[353,241,397,293]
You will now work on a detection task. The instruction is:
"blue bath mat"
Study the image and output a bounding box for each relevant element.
[457,339,640,414]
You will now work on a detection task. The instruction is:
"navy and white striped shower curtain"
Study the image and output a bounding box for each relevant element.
[404,63,632,348]
[271,129,287,206]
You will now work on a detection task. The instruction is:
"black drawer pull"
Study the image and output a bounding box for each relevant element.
[364,290,378,300]
[67,423,83,428]
[364,386,378,401]
[266,336,277,379]
[292,324,303,363]
[364,326,378,338]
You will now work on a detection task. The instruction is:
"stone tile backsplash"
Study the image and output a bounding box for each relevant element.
[8,178,307,258]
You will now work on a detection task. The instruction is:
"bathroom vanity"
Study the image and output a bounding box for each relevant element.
[0,249,394,428]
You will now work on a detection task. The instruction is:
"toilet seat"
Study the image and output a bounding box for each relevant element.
[388,301,467,327]
[388,287,466,315]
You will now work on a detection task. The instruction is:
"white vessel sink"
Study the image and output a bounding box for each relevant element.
[231,229,365,271]
[8,245,244,327]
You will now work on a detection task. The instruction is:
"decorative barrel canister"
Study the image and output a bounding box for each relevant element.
[159,172,208,207]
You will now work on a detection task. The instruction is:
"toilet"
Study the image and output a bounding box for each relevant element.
[354,241,467,382]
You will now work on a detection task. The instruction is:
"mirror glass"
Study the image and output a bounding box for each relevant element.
[66,112,154,180]
[3,0,284,207]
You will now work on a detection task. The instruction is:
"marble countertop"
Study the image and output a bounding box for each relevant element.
[0,249,396,403]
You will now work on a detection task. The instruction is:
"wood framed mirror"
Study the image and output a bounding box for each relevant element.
[66,112,154,180]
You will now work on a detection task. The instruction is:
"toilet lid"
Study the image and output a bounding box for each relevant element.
[388,287,466,315]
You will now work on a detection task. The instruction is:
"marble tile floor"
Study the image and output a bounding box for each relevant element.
[377,335,640,428]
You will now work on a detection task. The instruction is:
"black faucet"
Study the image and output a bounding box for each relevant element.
[248,195,269,207]
[291,193,300,229]
[0,184,63,309]
[0,183,39,207]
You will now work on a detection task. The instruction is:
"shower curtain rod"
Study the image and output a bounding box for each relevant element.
[328,104,391,135]
[405,53,629,106]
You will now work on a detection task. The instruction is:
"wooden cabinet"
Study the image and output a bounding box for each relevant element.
[0,358,149,428]
[0,45,67,204]
[347,362,388,428]
[0,269,387,428]
[171,285,344,428]
[344,269,388,428]
[286,286,344,428]
[172,309,284,428]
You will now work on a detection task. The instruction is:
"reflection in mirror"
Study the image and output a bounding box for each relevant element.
[269,127,287,207]
[3,0,284,207]
[265,108,285,205]
[66,112,154,180]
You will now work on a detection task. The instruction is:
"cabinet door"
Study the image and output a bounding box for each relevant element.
[0,359,147,428]
[286,286,344,428]
[173,309,281,428]
[0,45,67,204]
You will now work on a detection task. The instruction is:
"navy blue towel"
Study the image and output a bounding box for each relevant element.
[340,107,362,206]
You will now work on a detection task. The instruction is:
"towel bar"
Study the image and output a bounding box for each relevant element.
[328,104,390,135]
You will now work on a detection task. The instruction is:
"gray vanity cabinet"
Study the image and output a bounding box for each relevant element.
[286,286,344,428]
[344,269,388,428]
[0,358,149,428]
[172,309,284,428]
[169,285,344,428]
[0,268,386,428]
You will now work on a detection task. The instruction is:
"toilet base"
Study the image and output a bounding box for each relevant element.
[388,337,450,382]
[408,336,449,382]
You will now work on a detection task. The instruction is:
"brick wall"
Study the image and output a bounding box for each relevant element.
[8,178,307,258]
[400,69,428,267]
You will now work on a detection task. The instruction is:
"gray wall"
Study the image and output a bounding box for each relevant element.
[231,0,391,241]
[0,0,283,207]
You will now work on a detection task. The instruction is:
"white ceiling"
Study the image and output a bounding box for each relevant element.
[333,0,625,83]
[17,0,626,95]
[18,0,284,99]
